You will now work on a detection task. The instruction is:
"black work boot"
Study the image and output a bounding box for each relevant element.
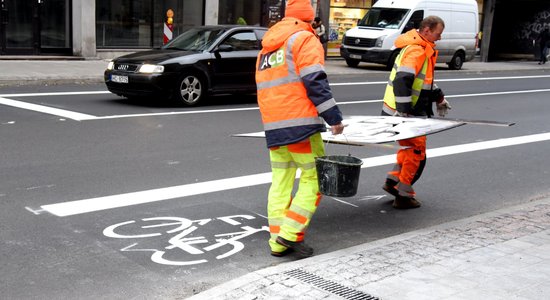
[382,179,399,198]
[270,247,294,257]
[276,237,313,258]
[392,195,421,209]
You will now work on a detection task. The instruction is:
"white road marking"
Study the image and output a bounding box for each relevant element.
[0,91,110,97]
[2,75,550,98]
[3,88,548,121]
[88,106,260,120]
[25,207,46,215]
[327,197,359,207]
[358,195,387,201]
[0,97,96,121]
[73,89,550,120]
[329,75,550,86]
[41,132,550,217]
[0,73,549,120]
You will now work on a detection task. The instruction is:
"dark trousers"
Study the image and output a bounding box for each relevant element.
[540,46,548,63]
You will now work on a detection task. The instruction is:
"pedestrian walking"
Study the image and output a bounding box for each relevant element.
[381,15,451,209]
[255,0,344,258]
[536,25,550,64]
[312,17,327,43]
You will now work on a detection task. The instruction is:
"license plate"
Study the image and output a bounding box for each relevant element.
[111,75,128,83]
[349,54,362,60]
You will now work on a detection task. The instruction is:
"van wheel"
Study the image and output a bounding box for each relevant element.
[345,58,360,68]
[173,73,206,106]
[448,52,465,70]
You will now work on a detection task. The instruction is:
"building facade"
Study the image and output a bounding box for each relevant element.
[0,0,548,61]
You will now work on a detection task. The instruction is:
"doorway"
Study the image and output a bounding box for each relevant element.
[1,0,71,55]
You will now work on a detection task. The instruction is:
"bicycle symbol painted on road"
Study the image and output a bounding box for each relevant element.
[103,214,268,266]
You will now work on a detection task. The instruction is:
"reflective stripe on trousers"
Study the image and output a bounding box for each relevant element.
[387,135,427,198]
[267,133,324,252]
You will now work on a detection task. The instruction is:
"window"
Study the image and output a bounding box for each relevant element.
[164,28,226,51]
[359,8,409,29]
[218,0,261,26]
[96,0,203,49]
[404,10,424,33]
[221,31,259,50]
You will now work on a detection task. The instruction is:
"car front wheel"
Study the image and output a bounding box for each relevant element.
[174,74,205,106]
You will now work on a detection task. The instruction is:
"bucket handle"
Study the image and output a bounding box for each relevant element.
[324,132,354,157]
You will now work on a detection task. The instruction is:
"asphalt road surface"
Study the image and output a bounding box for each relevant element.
[1,69,549,299]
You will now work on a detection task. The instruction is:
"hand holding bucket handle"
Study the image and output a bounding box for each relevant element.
[330,122,345,135]
[331,122,345,135]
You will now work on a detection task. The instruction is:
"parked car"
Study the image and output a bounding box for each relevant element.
[104,25,267,106]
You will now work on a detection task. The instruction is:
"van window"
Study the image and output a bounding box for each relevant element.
[358,8,409,29]
[403,10,424,33]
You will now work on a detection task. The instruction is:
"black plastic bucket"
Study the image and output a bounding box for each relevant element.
[315,155,363,197]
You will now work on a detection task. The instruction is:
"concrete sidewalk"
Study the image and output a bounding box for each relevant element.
[190,196,550,300]
[1,58,550,87]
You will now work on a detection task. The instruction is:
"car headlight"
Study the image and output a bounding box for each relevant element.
[375,35,386,47]
[138,64,164,73]
[107,61,114,70]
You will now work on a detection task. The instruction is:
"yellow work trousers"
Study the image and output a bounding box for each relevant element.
[267,133,324,253]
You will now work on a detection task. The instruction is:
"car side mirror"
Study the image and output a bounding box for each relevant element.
[216,44,234,52]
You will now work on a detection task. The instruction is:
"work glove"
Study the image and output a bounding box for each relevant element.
[331,122,345,135]
[436,99,452,117]
[393,111,410,117]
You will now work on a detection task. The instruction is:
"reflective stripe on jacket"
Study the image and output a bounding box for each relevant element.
[256,17,343,148]
[382,29,438,116]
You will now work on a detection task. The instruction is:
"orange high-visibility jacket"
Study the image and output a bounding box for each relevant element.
[383,29,439,116]
[256,17,342,148]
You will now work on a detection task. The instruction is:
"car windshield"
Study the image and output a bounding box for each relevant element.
[358,8,409,29]
[163,28,227,51]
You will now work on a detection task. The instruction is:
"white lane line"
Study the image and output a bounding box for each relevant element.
[0,97,97,121]
[88,106,260,120]
[330,75,550,86]
[85,89,550,120]
[1,74,550,98]
[0,91,110,97]
[330,74,550,86]
[3,88,548,121]
[40,132,550,217]
[41,173,271,217]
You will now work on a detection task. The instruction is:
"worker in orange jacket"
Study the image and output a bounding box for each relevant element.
[381,16,452,209]
[255,0,344,258]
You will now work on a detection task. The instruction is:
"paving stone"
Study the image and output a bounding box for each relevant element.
[403,264,451,280]
[515,282,550,299]
[265,282,289,295]
[527,243,550,260]
[291,282,315,295]
[442,289,529,300]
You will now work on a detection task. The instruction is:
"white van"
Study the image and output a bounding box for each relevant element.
[340,0,478,70]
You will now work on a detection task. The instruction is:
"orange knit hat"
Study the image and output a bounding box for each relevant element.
[285,0,315,22]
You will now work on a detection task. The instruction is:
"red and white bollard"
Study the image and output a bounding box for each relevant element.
[163,9,174,45]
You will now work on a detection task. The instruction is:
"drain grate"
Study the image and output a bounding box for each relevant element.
[284,268,380,300]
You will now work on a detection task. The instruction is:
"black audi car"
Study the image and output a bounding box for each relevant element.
[104,25,267,106]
